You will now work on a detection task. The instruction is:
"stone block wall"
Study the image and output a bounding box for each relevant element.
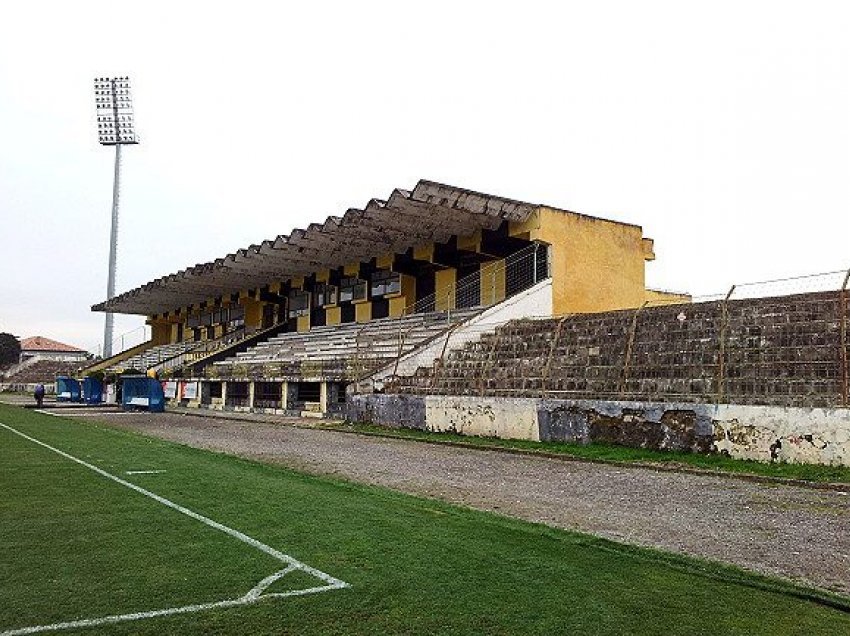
[389,290,850,409]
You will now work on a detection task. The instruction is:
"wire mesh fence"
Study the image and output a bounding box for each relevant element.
[383,267,850,409]
[402,242,549,317]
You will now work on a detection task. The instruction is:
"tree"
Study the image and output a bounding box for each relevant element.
[0,333,21,368]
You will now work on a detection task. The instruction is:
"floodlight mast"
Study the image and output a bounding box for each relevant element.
[94,77,139,359]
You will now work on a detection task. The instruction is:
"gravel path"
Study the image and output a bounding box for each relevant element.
[59,408,850,595]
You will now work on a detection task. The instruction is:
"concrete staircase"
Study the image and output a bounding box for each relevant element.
[107,341,201,373]
[1,359,85,385]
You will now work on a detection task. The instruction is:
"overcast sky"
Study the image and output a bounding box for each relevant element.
[1,1,848,353]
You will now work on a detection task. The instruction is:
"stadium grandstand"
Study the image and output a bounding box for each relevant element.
[2,337,89,392]
[87,180,676,416]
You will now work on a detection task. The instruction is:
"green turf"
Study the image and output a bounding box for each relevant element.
[1,404,848,635]
[327,421,850,484]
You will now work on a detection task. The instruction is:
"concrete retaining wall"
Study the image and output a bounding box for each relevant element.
[347,394,850,466]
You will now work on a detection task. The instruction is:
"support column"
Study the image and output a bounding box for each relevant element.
[319,381,329,415]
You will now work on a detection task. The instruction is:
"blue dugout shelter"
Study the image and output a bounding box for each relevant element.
[121,375,165,412]
[55,376,81,402]
[81,377,103,405]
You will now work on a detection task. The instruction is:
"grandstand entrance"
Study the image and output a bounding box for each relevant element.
[225,382,249,408]
[254,381,282,409]
[295,382,321,403]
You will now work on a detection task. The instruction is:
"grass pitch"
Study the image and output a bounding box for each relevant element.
[1,404,848,635]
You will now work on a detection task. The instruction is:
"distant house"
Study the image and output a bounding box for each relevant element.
[19,336,88,363]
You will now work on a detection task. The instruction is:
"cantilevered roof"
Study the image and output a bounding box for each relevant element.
[92,180,538,316]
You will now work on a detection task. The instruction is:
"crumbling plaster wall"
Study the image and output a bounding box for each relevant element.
[347,395,850,466]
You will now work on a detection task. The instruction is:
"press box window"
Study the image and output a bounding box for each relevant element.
[371,271,401,297]
[340,277,367,303]
[288,290,310,318]
[313,283,338,307]
[228,305,245,330]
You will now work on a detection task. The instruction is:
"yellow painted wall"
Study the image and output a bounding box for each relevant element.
[413,244,434,262]
[520,207,650,315]
[645,289,691,306]
[242,297,263,329]
[326,306,342,325]
[435,269,456,311]
[479,259,506,306]
[142,205,661,340]
[389,296,407,317]
[297,315,311,332]
[355,301,371,323]
[457,230,481,252]
[150,321,170,345]
[388,274,416,316]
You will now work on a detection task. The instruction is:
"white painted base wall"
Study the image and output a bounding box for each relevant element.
[348,394,850,466]
[712,404,850,466]
[425,396,541,441]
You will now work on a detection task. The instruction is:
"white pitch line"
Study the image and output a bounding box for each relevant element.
[125,469,167,475]
[0,422,349,636]
[33,410,135,417]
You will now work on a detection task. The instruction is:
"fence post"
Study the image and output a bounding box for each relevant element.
[716,285,736,403]
[619,301,648,397]
[351,325,365,394]
[479,326,504,397]
[391,325,407,380]
[429,322,462,392]
[491,265,496,307]
[840,268,850,406]
[532,244,538,286]
[541,315,568,398]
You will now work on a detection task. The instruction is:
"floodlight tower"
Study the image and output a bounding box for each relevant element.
[94,76,139,358]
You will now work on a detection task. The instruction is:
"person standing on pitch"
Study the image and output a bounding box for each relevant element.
[34,383,45,408]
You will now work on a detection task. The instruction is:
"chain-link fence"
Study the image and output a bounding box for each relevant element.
[384,268,850,409]
[401,242,549,317]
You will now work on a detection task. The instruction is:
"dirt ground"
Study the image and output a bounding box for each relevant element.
[9,399,850,596]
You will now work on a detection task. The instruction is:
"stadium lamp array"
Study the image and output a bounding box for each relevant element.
[93,76,138,145]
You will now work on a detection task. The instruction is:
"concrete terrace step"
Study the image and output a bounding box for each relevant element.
[214,309,481,370]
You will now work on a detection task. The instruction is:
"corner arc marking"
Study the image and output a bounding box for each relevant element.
[0,422,349,636]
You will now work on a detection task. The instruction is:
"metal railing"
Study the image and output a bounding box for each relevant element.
[401,242,549,319]
[359,244,553,390]
[154,327,248,373]
[88,325,150,360]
